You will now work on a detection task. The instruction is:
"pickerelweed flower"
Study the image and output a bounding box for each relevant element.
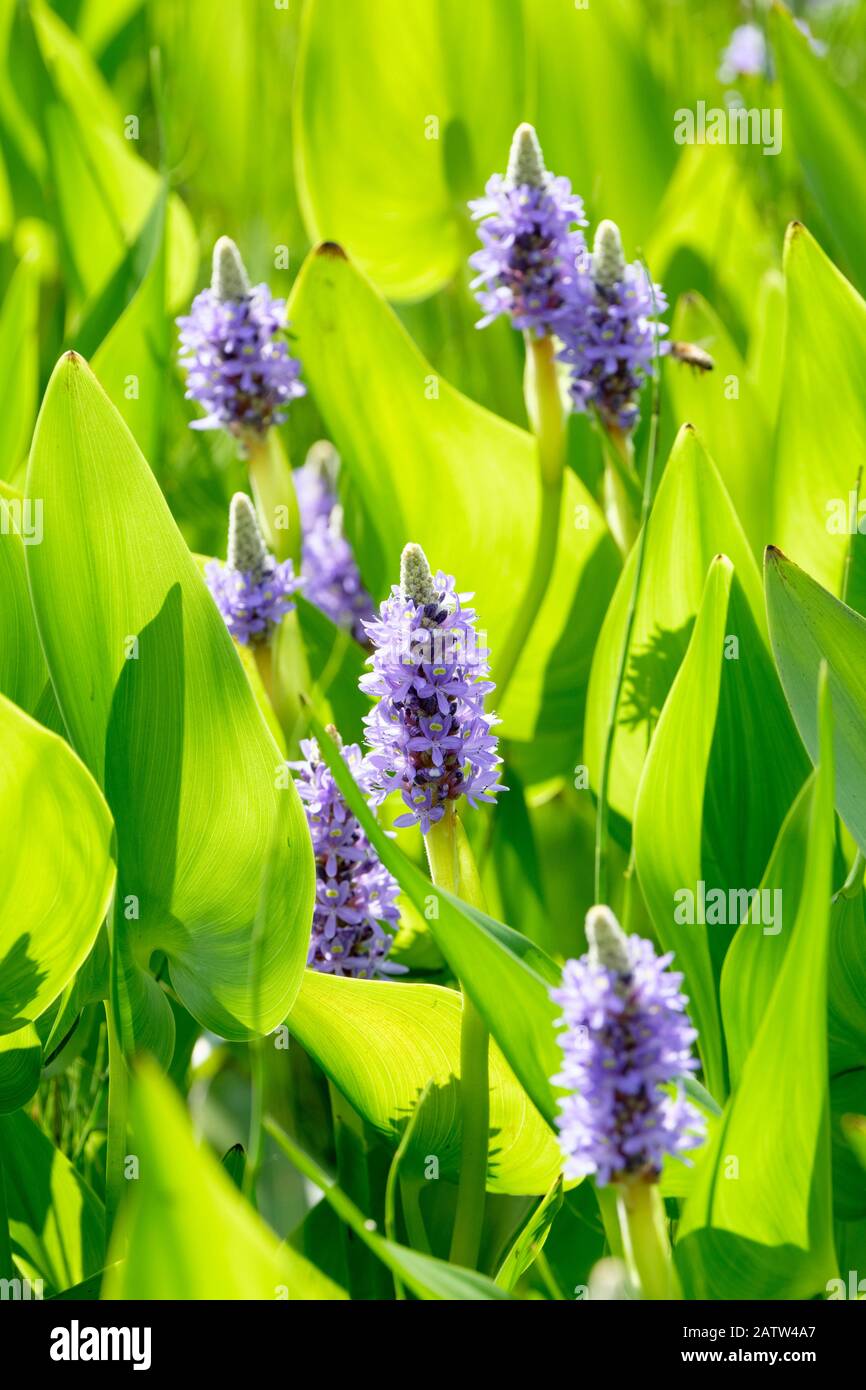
[295,441,375,644]
[559,219,668,433]
[551,906,704,1187]
[361,544,504,833]
[291,733,404,977]
[206,492,300,645]
[718,23,770,81]
[469,122,588,337]
[177,236,305,437]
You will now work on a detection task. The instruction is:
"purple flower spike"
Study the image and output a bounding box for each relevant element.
[291,733,404,978]
[295,441,375,644]
[469,122,588,337]
[559,220,669,433]
[551,906,705,1187]
[206,492,301,645]
[177,236,305,437]
[361,543,505,833]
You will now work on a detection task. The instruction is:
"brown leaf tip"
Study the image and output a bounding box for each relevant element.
[317,241,347,260]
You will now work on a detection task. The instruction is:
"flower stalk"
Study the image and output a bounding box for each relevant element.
[425,803,490,1271]
[615,1176,677,1300]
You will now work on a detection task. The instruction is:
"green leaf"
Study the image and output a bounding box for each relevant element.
[266,1115,512,1300]
[676,670,837,1300]
[103,1061,347,1300]
[26,354,315,1043]
[91,188,169,464]
[294,0,525,301]
[634,557,807,1098]
[585,424,764,829]
[526,0,674,252]
[0,1023,41,1112]
[306,715,563,1129]
[289,970,561,1195]
[667,291,772,558]
[494,1177,562,1292]
[0,494,50,715]
[0,254,38,483]
[0,1108,104,1295]
[771,7,866,295]
[771,223,866,599]
[0,691,114,1033]
[766,546,866,856]
[289,245,619,746]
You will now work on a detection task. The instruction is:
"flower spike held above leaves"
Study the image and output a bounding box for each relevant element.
[206,493,301,646]
[177,236,305,438]
[361,543,505,833]
[551,905,705,1187]
[469,122,588,338]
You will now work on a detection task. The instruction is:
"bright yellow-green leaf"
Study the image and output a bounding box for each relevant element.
[104,1062,347,1300]
[586,424,763,828]
[26,354,314,1044]
[0,691,115,1034]
[677,672,836,1300]
[289,971,562,1196]
[289,245,619,745]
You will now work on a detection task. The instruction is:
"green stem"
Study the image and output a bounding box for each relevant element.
[242,1037,266,1208]
[384,1080,433,1298]
[601,426,641,555]
[425,806,489,1270]
[399,1175,431,1255]
[615,1179,677,1300]
[103,998,128,1253]
[329,1083,386,1299]
[245,428,301,564]
[593,403,661,905]
[495,334,566,702]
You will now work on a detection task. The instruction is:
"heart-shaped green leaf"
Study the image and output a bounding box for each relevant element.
[771,8,866,296]
[586,424,763,830]
[295,0,525,301]
[0,254,38,483]
[26,354,315,1043]
[676,671,836,1299]
[0,1108,104,1296]
[103,1061,347,1300]
[0,691,114,1034]
[634,557,807,1098]
[667,291,772,558]
[766,546,866,856]
[289,244,620,746]
[771,224,866,601]
[306,715,563,1129]
[289,970,561,1195]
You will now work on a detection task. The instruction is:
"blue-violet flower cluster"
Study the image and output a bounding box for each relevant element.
[551,906,704,1186]
[361,544,504,833]
[558,220,669,432]
[295,441,375,644]
[206,492,300,645]
[177,236,305,436]
[469,123,587,337]
[291,735,403,977]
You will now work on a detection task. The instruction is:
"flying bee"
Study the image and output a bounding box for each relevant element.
[669,340,715,373]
